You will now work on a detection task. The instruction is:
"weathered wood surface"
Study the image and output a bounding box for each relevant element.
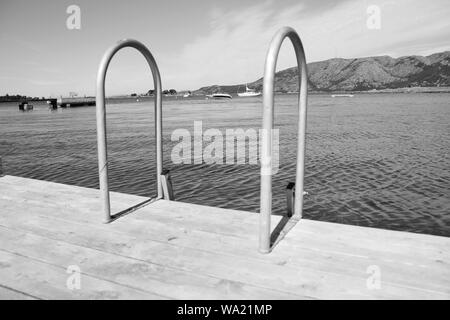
[0,175,448,300]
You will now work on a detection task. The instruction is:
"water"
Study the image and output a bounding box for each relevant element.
[0,93,449,236]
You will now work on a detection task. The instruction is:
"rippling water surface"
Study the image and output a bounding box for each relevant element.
[0,94,449,236]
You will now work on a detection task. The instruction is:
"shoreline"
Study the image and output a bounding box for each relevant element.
[309,86,450,94]
[1,86,449,104]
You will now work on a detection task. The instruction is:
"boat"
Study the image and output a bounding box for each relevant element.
[206,93,232,99]
[46,99,58,110]
[18,101,33,111]
[331,94,354,97]
[238,84,261,97]
[183,91,192,98]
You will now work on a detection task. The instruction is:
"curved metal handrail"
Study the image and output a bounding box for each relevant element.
[259,27,308,253]
[96,39,163,223]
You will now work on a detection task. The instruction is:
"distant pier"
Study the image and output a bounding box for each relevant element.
[58,97,95,108]
[17,98,95,110]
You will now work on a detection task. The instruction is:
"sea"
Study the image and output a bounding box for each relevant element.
[0,93,449,236]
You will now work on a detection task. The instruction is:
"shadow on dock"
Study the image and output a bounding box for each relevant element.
[109,198,157,223]
[270,213,302,250]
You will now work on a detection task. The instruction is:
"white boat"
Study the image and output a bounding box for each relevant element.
[206,93,232,99]
[331,94,354,97]
[183,91,192,98]
[238,84,261,97]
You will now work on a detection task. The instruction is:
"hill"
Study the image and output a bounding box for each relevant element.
[193,51,450,94]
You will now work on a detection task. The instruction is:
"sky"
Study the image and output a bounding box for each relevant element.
[0,0,449,97]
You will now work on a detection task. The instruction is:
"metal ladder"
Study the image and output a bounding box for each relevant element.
[259,27,308,253]
[95,27,308,254]
[95,39,163,223]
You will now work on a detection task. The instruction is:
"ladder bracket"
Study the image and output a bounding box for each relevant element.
[286,182,295,217]
[161,169,175,200]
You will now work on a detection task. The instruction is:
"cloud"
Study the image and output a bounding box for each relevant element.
[28,79,69,86]
[160,0,450,90]
[161,0,308,89]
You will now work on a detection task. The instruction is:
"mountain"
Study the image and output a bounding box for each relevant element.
[193,51,450,94]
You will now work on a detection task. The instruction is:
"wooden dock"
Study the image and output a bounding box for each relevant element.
[0,175,448,300]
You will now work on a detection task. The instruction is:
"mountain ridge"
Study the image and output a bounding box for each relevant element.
[193,51,450,94]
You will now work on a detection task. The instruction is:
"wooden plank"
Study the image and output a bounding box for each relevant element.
[0,176,449,299]
[0,179,284,240]
[1,200,448,299]
[15,173,443,267]
[1,180,448,296]
[0,176,269,225]
[2,193,447,290]
[0,250,162,300]
[0,285,38,300]
[0,226,299,300]
[0,204,347,299]
[1,180,446,265]
[2,175,447,250]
